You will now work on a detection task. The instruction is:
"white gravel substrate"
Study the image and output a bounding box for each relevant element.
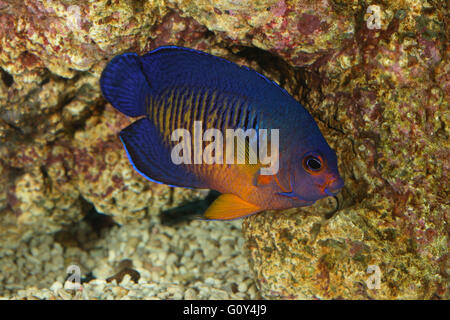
[0,210,259,299]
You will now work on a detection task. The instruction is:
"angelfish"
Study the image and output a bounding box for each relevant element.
[100,46,344,220]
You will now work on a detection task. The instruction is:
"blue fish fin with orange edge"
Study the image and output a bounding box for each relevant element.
[204,194,262,220]
[119,118,206,189]
[100,53,150,117]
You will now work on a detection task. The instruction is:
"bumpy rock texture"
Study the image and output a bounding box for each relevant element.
[0,0,448,299]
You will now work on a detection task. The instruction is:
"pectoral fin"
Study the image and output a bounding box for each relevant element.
[204,194,262,220]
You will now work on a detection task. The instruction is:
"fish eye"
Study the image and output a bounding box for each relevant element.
[303,155,323,173]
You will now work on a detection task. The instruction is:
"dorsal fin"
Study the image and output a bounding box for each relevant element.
[138,46,295,104]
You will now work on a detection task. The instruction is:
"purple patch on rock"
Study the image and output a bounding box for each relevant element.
[297,14,321,35]
[271,0,287,17]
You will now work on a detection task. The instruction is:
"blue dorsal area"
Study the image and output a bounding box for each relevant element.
[100,53,150,117]
[138,46,294,103]
[100,46,300,120]
[119,118,206,189]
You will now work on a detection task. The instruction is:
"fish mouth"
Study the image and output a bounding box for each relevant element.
[323,176,344,197]
[324,186,342,197]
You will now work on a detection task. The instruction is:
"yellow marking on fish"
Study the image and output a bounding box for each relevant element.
[174,87,188,135]
[208,94,221,130]
[195,89,205,128]
[208,90,218,123]
[182,88,194,128]
[183,92,192,131]
[223,96,232,127]
[170,87,181,134]
[172,87,183,130]
[163,88,175,134]
[157,90,168,131]
[223,97,233,129]
[152,94,159,124]
[200,90,212,126]
[242,101,251,128]
[202,91,216,128]
[187,88,198,132]
[169,90,177,136]
[231,97,241,127]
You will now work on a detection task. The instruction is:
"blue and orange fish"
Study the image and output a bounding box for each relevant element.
[100,46,344,220]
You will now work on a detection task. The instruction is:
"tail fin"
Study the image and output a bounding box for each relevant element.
[100,53,150,117]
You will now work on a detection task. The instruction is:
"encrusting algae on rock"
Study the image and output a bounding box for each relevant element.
[0,0,448,299]
[243,1,449,299]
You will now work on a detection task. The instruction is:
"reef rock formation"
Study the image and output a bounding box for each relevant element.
[0,0,448,299]
[0,1,210,233]
[241,1,449,299]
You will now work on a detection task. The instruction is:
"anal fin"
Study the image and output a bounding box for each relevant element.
[204,194,262,220]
